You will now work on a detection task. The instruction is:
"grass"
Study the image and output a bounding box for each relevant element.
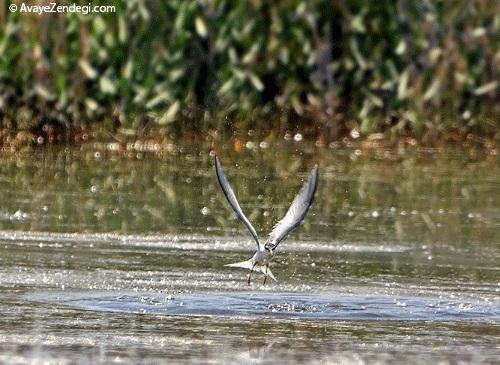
[0,0,498,147]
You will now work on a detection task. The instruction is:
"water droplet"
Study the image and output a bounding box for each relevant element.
[12,210,29,221]
[259,141,269,149]
[371,211,380,218]
[108,143,120,151]
[293,133,303,142]
[246,141,256,149]
[201,207,210,215]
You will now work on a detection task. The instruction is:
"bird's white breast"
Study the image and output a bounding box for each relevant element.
[252,249,274,266]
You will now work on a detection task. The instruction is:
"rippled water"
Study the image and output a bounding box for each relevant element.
[0,144,499,364]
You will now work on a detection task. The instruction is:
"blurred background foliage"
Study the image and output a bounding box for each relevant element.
[0,0,498,145]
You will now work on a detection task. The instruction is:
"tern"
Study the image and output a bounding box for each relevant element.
[215,156,319,285]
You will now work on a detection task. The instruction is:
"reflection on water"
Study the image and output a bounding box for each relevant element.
[0,144,499,363]
[0,145,498,245]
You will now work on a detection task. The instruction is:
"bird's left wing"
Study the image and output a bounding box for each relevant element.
[215,155,261,249]
[264,165,318,250]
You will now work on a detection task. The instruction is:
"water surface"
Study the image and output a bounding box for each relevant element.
[0,143,499,363]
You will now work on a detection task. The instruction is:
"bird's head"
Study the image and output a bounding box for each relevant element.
[264,242,276,255]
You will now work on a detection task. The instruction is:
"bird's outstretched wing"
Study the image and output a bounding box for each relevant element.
[215,156,261,249]
[264,165,318,250]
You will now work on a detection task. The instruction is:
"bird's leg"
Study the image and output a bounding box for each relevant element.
[262,265,269,285]
[247,262,257,285]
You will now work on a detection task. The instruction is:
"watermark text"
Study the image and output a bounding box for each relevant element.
[9,2,116,15]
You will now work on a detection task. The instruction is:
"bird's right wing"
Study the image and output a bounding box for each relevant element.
[215,156,261,249]
[264,164,318,251]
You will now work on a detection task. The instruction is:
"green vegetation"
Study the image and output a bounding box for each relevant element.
[0,0,498,145]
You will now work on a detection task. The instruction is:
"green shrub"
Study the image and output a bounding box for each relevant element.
[0,0,498,143]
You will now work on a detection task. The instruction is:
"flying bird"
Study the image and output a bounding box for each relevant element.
[215,156,319,285]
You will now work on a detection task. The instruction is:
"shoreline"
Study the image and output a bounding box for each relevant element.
[1,127,497,157]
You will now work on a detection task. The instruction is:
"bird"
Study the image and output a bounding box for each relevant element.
[215,155,319,285]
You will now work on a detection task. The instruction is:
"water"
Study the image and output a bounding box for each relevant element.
[0,143,499,364]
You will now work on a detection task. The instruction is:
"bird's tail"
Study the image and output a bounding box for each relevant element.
[225,260,277,282]
[259,266,277,282]
[225,259,254,270]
